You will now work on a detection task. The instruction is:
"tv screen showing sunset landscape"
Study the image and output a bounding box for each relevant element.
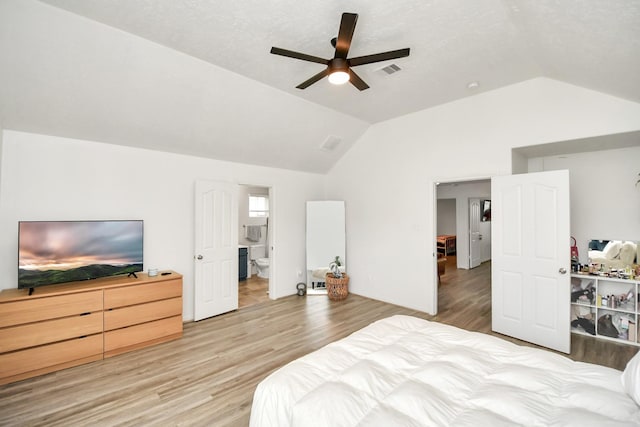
[18,220,143,289]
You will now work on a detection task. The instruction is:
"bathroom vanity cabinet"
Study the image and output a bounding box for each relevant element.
[239,247,248,280]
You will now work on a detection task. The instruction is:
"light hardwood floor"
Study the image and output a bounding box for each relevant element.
[437,258,638,368]
[0,261,637,426]
[238,276,269,309]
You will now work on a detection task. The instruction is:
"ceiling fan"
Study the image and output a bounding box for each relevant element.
[270,12,410,91]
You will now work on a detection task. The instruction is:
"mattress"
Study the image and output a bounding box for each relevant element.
[250,315,640,427]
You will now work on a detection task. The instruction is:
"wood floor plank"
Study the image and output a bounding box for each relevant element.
[238,276,269,309]
[0,260,637,426]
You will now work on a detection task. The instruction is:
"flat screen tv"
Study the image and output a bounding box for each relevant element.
[18,220,143,290]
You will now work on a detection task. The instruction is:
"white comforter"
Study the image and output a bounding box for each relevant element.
[250,315,640,427]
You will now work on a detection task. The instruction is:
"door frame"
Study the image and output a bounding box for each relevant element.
[432,176,492,315]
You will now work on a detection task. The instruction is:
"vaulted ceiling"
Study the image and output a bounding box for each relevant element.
[1,1,639,172]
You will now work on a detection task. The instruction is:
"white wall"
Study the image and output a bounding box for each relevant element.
[0,128,3,203]
[437,181,491,269]
[528,145,640,263]
[0,0,369,174]
[436,199,456,236]
[0,130,325,320]
[326,78,640,314]
[3,80,640,320]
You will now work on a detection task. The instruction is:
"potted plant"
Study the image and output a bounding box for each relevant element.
[329,255,343,278]
[326,256,349,300]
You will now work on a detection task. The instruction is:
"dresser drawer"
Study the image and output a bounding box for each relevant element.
[0,334,103,380]
[0,290,103,328]
[104,315,182,356]
[104,297,182,331]
[104,279,182,309]
[0,311,103,353]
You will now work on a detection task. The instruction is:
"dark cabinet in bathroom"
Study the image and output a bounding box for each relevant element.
[239,247,248,280]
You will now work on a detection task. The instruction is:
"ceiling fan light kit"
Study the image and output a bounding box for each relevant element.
[270,12,410,91]
[328,58,350,85]
[328,70,350,85]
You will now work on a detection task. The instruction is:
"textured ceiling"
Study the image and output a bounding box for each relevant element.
[38,0,640,123]
[1,1,639,173]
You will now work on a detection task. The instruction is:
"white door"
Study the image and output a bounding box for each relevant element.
[491,170,570,353]
[469,198,481,268]
[194,180,238,321]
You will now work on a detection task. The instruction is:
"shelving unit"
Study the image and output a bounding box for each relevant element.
[571,273,639,346]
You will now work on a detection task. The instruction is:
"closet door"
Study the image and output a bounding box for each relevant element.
[492,170,570,353]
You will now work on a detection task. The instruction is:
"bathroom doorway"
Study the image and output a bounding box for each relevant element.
[238,184,271,309]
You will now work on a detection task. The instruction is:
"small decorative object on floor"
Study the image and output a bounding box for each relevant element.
[296,282,307,296]
[329,256,343,278]
[326,256,348,300]
[326,273,349,300]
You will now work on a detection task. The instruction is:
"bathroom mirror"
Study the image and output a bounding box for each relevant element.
[587,239,639,269]
[306,201,346,282]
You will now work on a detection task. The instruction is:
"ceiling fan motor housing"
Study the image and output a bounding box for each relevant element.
[330,58,349,72]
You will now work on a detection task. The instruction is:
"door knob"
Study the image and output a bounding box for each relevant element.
[559,267,567,274]
[196,255,203,260]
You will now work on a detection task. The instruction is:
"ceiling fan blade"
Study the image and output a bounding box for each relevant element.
[334,13,358,59]
[348,69,369,91]
[270,47,328,65]
[296,68,330,89]
[349,48,410,67]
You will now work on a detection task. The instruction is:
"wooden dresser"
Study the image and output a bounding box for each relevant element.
[0,271,183,385]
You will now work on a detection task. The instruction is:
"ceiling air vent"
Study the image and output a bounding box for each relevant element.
[378,63,401,75]
[320,135,342,151]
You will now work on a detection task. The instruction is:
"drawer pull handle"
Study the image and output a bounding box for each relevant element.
[80,312,91,316]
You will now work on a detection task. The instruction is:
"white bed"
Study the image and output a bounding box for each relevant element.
[250,315,640,427]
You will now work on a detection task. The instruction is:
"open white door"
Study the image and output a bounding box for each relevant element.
[491,170,570,353]
[194,180,238,321]
[469,198,481,269]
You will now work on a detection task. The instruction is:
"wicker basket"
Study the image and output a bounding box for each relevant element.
[325,273,349,301]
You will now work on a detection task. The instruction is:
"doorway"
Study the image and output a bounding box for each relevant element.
[434,179,491,313]
[238,185,271,309]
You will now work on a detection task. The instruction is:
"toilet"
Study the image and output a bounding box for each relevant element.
[249,244,270,279]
